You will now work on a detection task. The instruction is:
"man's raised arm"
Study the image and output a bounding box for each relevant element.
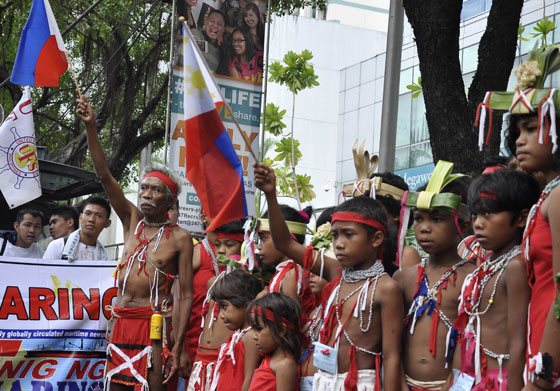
[76,96,138,227]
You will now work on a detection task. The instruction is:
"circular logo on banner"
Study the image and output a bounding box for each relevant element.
[7,135,39,178]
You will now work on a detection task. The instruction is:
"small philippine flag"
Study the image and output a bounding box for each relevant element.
[11,0,68,87]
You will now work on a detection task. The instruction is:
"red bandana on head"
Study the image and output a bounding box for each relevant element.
[144,171,178,195]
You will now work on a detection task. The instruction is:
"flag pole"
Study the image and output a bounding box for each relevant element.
[179,17,259,163]
[66,55,83,99]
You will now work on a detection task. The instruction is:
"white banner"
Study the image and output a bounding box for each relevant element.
[0,88,41,208]
[0,257,117,391]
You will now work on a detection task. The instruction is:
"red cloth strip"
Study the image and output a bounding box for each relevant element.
[331,212,386,234]
[214,232,244,242]
[144,171,178,195]
[480,191,498,200]
[251,306,296,330]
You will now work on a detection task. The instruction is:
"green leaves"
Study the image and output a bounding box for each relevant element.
[274,138,302,166]
[264,103,286,136]
[532,17,557,46]
[295,173,315,203]
[406,76,423,98]
[269,50,320,94]
[518,24,529,42]
[270,0,327,17]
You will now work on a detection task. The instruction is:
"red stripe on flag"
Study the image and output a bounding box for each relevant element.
[185,109,244,232]
[35,35,67,86]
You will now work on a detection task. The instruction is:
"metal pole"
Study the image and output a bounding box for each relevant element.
[378,0,404,173]
[163,0,177,165]
[259,0,273,160]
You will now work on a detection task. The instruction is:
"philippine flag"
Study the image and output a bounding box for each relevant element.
[182,26,247,233]
[11,0,68,87]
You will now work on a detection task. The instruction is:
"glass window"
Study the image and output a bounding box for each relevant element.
[462,44,479,74]
[399,68,413,95]
[462,71,474,95]
[410,142,433,167]
[411,95,428,144]
[394,147,410,170]
[396,93,412,147]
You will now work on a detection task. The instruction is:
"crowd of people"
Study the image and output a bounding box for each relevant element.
[4,42,560,391]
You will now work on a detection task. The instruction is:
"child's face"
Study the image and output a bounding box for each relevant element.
[214,238,242,258]
[413,209,463,254]
[251,315,279,355]
[472,210,522,254]
[218,299,246,330]
[331,221,381,269]
[256,232,285,265]
[515,115,554,173]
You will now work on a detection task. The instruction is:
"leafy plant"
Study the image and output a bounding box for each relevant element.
[274,137,302,166]
[406,76,423,98]
[265,103,287,136]
[532,17,557,46]
[266,50,319,208]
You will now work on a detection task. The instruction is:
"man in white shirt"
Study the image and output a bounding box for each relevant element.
[0,208,45,258]
[43,196,112,261]
[49,205,79,240]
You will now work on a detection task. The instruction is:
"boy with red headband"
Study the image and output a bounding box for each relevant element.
[393,161,475,391]
[254,163,403,391]
[77,97,194,391]
[441,169,538,391]
[306,197,403,391]
[256,204,316,319]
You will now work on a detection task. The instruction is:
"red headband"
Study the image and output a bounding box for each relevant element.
[214,232,245,242]
[251,306,295,330]
[144,171,178,195]
[480,191,498,200]
[331,212,386,234]
[482,165,505,175]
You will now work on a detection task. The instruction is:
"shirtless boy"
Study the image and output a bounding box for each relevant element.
[77,97,194,391]
[394,162,475,391]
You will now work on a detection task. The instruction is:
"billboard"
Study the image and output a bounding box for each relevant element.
[169,0,266,232]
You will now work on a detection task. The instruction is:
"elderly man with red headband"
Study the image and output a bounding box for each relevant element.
[76,96,194,391]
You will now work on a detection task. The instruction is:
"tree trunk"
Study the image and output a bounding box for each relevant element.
[403,0,523,174]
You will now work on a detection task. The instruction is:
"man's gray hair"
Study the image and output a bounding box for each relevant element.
[142,165,182,199]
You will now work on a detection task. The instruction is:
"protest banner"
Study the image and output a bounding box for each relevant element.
[0,257,117,391]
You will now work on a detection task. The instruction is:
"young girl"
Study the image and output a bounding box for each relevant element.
[505,111,560,390]
[247,293,302,391]
[227,27,263,83]
[242,3,264,51]
[208,269,263,391]
[442,169,539,391]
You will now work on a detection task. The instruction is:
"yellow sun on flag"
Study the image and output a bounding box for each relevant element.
[184,65,207,99]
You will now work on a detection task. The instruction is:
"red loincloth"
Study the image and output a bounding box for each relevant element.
[105,306,154,391]
[187,345,221,391]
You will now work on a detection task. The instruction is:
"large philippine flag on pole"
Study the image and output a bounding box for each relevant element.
[0,88,42,208]
[11,0,68,87]
[182,26,247,233]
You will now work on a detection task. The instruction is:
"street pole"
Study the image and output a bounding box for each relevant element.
[378,0,404,173]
